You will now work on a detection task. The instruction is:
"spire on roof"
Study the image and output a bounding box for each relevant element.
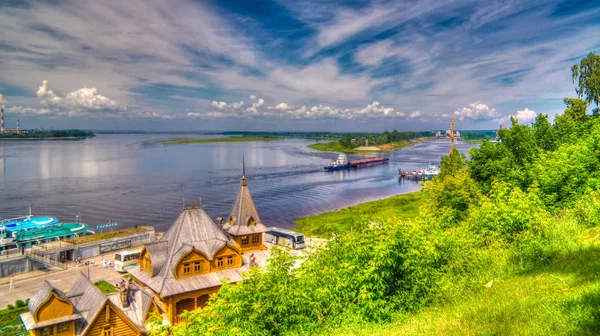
[241,154,248,186]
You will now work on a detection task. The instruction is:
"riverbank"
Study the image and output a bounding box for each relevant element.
[157,135,283,144]
[295,191,425,237]
[308,137,429,153]
[0,137,86,141]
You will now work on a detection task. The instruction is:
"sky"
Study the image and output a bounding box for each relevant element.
[0,0,599,132]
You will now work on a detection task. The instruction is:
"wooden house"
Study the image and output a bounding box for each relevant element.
[21,173,271,335]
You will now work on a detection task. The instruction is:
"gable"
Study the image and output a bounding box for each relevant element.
[35,292,74,323]
[175,249,210,279]
[86,302,141,336]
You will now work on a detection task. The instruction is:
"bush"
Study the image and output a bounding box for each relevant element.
[14,300,25,308]
[6,305,14,310]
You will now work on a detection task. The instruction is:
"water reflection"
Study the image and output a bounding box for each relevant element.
[0,135,475,231]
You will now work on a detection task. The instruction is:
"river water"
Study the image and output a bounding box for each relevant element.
[0,135,474,232]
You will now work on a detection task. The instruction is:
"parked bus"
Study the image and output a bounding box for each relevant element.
[114,250,141,272]
[265,227,306,249]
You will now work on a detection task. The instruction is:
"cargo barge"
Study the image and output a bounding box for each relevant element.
[350,157,389,168]
[324,155,389,171]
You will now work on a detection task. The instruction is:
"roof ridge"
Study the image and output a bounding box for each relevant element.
[158,209,188,294]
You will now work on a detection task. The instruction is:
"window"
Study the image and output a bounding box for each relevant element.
[194,261,201,273]
[252,235,259,244]
[58,322,71,332]
[248,216,255,226]
[103,326,112,336]
[183,263,191,274]
[241,236,248,245]
[39,327,53,336]
[217,257,224,267]
[227,255,233,266]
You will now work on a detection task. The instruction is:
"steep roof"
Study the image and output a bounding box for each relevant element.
[128,205,239,296]
[28,280,64,313]
[129,250,271,297]
[222,176,268,235]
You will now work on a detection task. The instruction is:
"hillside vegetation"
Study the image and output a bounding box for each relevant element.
[149,52,600,336]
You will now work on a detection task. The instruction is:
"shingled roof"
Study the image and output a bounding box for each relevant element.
[221,175,268,235]
[128,205,240,296]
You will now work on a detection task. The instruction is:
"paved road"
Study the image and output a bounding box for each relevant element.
[0,254,127,309]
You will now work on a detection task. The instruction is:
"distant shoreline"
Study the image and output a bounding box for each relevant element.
[156,136,284,144]
[308,137,429,153]
[0,137,88,141]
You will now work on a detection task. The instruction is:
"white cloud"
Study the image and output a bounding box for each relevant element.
[513,108,537,123]
[6,106,51,115]
[36,80,119,113]
[0,93,6,106]
[452,102,498,121]
[409,111,421,119]
[189,98,410,120]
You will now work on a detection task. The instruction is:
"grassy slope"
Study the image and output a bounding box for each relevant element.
[326,230,600,336]
[295,192,425,238]
[157,136,283,144]
[0,306,28,336]
[308,138,428,154]
[297,191,600,335]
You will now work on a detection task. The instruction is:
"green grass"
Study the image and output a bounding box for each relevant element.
[308,138,428,153]
[295,191,425,238]
[94,280,118,294]
[0,306,28,336]
[314,228,600,336]
[157,136,283,144]
[308,141,362,153]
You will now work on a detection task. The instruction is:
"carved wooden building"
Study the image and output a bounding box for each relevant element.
[21,173,271,335]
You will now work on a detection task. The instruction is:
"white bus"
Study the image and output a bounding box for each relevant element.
[265,227,306,250]
[114,250,141,272]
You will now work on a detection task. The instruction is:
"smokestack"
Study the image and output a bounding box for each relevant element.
[1,108,4,134]
[16,119,20,134]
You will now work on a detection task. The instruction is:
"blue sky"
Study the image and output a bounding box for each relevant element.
[0,0,599,131]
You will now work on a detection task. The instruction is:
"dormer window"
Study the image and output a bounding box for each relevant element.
[183,263,191,274]
[247,216,255,226]
[217,257,224,268]
[229,216,235,225]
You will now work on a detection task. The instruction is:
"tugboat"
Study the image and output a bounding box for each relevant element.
[324,154,350,171]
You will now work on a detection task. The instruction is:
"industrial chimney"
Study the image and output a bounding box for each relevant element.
[1,108,4,134]
[16,119,20,134]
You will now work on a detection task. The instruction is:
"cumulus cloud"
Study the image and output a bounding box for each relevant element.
[513,108,537,123]
[189,98,412,120]
[0,93,6,106]
[37,80,119,112]
[409,111,421,119]
[452,102,498,121]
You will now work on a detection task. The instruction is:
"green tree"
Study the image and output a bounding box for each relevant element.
[572,51,600,115]
[532,113,557,152]
[440,149,467,178]
[467,142,516,193]
[563,98,589,124]
[528,142,598,209]
[498,117,537,167]
[421,171,480,226]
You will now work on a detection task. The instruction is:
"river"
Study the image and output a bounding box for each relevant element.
[0,134,475,232]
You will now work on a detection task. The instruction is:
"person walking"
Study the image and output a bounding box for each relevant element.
[8,278,14,290]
